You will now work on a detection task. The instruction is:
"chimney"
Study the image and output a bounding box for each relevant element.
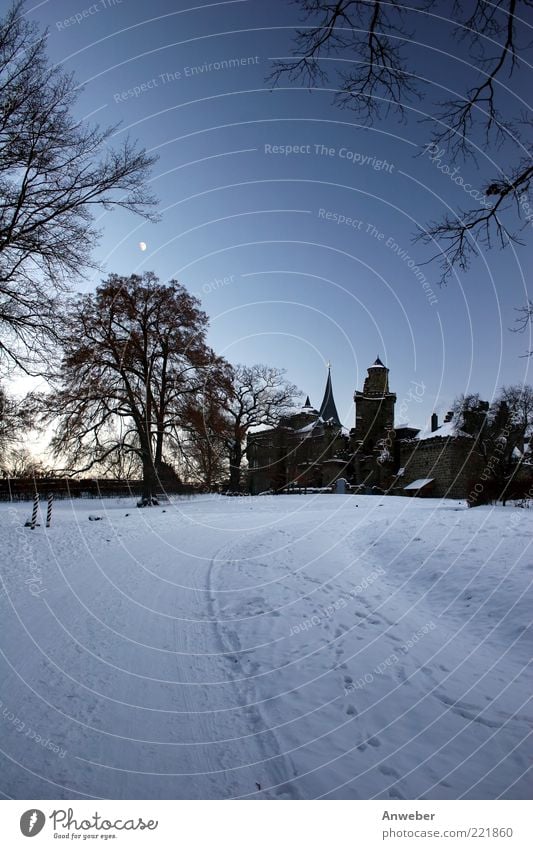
[431,413,438,432]
[444,410,453,423]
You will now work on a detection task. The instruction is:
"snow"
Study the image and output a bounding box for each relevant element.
[295,422,316,433]
[247,424,273,434]
[415,420,471,441]
[404,479,434,491]
[0,494,531,800]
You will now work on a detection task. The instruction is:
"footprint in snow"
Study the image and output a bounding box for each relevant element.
[368,737,381,748]
[275,783,299,800]
[379,764,400,778]
[388,788,405,799]
[346,704,358,716]
[396,667,408,684]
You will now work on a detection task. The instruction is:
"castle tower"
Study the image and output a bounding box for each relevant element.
[353,357,396,449]
[319,365,342,426]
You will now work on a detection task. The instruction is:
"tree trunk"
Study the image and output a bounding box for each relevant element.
[229,442,243,492]
[140,440,158,505]
[205,448,213,491]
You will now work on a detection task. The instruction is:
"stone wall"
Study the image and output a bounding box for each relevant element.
[354,394,396,448]
[247,426,348,493]
[399,436,483,499]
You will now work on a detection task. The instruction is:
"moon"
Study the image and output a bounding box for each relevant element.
[139,241,147,252]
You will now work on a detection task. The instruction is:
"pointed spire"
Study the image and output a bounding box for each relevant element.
[319,365,341,426]
[304,395,311,407]
[373,356,385,367]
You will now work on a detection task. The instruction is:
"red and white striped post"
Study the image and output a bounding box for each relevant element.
[46,493,53,528]
[30,491,39,530]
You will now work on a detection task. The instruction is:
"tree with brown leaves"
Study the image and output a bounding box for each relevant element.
[35,273,220,504]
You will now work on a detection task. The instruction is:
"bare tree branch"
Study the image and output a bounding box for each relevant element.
[269,0,419,122]
[0,1,159,371]
[270,1,533,285]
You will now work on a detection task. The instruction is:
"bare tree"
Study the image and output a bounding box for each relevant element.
[0,381,29,470]
[221,364,301,491]
[179,365,233,489]
[2,446,48,478]
[271,1,533,282]
[513,299,533,355]
[0,2,158,371]
[270,0,419,122]
[454,386,533,504]
[33,273,221,504]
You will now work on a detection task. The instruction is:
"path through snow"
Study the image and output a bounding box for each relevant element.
[0,495,530,799]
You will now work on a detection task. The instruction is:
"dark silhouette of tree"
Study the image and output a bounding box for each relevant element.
[270,0,533,282]
[2,446,47,478]
[513,299,533,355]
[221,364,301,491]
[179,366,233,489]
[33,273,220,504]
[0,381,29,469]
[453,385,533,504]
[0,2,158,371]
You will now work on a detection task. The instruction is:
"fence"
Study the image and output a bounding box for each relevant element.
[0,477,197,502]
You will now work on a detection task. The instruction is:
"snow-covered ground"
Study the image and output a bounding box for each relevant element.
[0,493,531,800]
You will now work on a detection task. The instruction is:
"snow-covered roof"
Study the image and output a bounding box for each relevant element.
[404,478,434,490]
[286,407,317,419]
[295,421,317,433]
[415,420,472,441]
[248,423,275,434]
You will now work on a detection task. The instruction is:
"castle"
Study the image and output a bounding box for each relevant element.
[247,359,489,498]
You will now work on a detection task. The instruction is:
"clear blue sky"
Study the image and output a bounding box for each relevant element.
[28,0,533,430]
